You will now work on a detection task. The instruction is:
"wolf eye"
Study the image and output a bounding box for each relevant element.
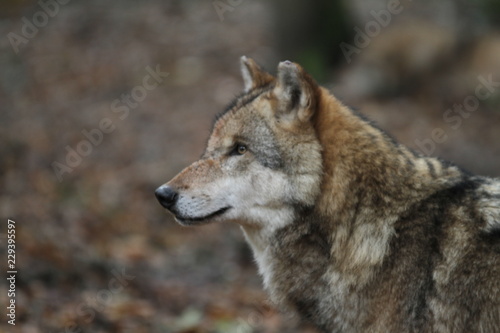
[237,144,247,155]
[230,143,247,156]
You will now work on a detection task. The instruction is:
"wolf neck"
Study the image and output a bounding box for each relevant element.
[311,87,463,273]
[313,88,462,214]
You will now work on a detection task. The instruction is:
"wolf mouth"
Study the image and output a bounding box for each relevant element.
[175,206,231,225]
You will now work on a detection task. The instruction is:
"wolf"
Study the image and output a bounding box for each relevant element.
[155,57,500,332]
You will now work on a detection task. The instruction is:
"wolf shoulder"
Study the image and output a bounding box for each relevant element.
[474,176,500,236]
[432,174,500,237]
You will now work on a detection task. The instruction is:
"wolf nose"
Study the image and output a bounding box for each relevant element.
[155,185,178,209]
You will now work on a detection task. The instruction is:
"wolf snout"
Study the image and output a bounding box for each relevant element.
[155,185,178,210]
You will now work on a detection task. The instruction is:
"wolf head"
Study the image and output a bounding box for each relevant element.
[155,57,323,229]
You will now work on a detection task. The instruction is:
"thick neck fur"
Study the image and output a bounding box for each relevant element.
[311,88,463,276]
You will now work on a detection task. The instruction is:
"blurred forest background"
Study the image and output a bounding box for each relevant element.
[1,0,499,332]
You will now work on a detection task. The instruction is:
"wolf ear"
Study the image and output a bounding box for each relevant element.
[273,60,319,123]
[240,56,274,92]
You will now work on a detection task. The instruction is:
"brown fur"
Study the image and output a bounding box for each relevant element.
[156,57,500,332]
